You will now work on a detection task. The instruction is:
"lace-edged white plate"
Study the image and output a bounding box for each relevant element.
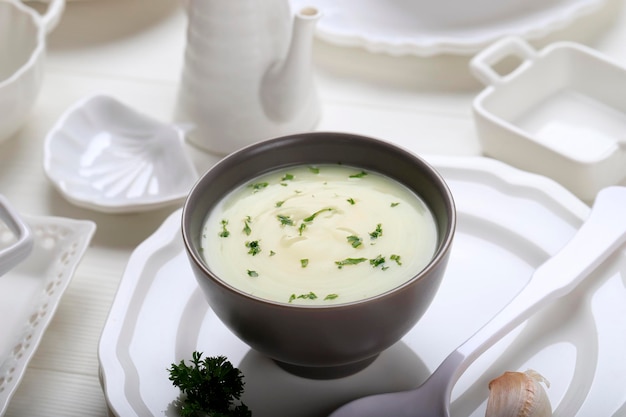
[0,215,95,416]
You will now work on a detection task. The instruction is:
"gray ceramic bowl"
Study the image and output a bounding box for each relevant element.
[182,132,456,379]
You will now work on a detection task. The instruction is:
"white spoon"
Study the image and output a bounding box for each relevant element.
[328,186,626,417]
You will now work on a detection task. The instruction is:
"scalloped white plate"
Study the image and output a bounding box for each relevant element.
[43,94,198,214]
[290,0,608,56]
[99,155,626,416]
[0,215,95,416]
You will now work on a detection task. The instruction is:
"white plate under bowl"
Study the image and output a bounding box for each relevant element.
[98,156,626,417]
[0,215,95,416]
[43,94,198,214]
[290,0,608,56]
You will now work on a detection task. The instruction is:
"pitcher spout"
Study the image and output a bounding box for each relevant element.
[261,7,321,122]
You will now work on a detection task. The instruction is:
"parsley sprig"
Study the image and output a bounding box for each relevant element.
[168,352,251,417]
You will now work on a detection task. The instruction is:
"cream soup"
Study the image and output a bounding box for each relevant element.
[201,164,438,305]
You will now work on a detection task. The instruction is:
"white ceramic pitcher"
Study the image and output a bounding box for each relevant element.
[176,0,321,155]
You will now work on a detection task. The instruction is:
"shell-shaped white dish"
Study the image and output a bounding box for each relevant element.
[290,0,608,56]
[43,94,198,213]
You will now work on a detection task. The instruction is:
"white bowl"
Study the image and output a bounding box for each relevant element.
[471,37,626,202]
[0,0,64,142]
[43,94,199,213]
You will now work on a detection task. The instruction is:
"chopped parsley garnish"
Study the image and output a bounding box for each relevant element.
[347,198,356,205]
[277,214,294,226]
[390,254,402,265]
[346,235,363,248]
[270,250,276,256]
[275,200,285,207]
[219,220,230,238]
[303,207,333,223]
[308,166,320,174]
[335,254,400,270]
[245,240,261,255]
[300,259,309,268]
[369,223,383,240]
[370,255,386,268]
[282,173,294,181]
[289,292,318,303]
[391,202,400,207]
[335,257,368,268]
[248,182,268,192]
[247,270,258,277]
[349,171,367,178]
[292,207,335,236]
[242,216,252,236]
[324,294,339,301]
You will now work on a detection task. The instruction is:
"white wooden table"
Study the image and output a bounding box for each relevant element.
[1,0,625,415]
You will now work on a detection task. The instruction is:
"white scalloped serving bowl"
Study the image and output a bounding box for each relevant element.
[43,94,199,213]
[290,0,609,56]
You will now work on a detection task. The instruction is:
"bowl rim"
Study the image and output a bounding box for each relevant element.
[182,132,456,309]
[0,0,46,90]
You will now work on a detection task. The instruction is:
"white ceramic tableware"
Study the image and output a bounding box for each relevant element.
[0,214,95,416]
[471,37,626,202]
[176,0,321,155]
[101,156,626,417]
[328,186,626,417]
[181,133,456,379]
[0,195,33,277]
[0,0,65,142]
[43,94,199,213]
[289,0,609,56]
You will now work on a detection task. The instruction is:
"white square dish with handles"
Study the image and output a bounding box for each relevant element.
[470,36,626,202]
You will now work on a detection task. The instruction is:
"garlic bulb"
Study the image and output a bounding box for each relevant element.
[485,370,552,417]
